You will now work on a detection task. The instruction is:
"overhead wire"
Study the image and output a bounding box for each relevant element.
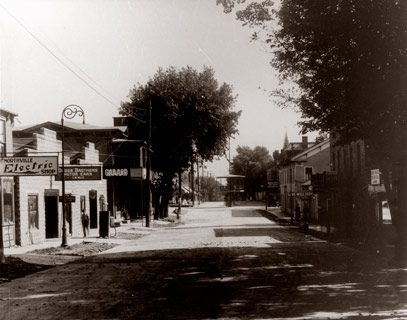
[0,2,120,110]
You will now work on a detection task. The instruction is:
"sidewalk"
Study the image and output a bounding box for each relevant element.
[264,206,398,265]
[3,217,171,256]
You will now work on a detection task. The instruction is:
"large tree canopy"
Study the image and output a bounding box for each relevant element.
[120,66,240,216]
[219,0,407,259]
[121,66,240,174]
[219,0,406,143]
[231,145,273,198]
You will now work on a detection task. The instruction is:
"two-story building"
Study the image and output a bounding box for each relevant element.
[11,121,126,246]
[278,135,315,214]
[279,136,330,224]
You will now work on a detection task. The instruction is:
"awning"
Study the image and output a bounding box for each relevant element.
[181,186,192,193]
[216,174,245,179]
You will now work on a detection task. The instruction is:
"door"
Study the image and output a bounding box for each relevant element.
[2,178,15,248]
[45,195,59,238]
[89,190,98,229]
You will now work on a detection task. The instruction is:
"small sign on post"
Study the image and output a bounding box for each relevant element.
[371,169,381,185]
[59,195,76,203]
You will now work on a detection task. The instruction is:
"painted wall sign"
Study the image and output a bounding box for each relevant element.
[55,166,101,181]
[0,156,58,176]
[102,166,130,179]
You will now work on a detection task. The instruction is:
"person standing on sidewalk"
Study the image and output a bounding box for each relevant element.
[81,212,90,237]
[295,203,301,221]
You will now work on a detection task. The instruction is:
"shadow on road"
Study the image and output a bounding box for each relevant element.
[3,244,404,319]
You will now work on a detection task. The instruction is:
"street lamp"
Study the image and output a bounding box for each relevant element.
[61,104,85,247]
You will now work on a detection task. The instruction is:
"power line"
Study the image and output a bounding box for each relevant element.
[0,3,121,110]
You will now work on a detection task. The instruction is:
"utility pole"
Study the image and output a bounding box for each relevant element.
[191,159,195,207]
[202,164,205,202]
[145,100,151,227]
[178,171,182,218]
[197,158,200,205]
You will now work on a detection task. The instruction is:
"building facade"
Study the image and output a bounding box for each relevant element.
[9,121,126,247]
[320,132,380,240]
[0,109,18,248]
[279,137,330,224]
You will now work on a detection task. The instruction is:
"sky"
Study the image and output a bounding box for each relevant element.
[0,0,317,176]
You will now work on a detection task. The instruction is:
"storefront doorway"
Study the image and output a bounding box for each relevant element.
[44,190,59,238]
[89,190,98,229]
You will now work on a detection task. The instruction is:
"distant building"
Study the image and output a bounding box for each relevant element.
[279,136,330,223]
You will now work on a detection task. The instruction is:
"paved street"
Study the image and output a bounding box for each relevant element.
[1,202,407,319]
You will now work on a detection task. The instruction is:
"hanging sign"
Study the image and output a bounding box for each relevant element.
[55,166,101,181]
[371,169,381,185]
[0,156,58,176]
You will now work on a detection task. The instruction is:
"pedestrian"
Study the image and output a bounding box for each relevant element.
[295,203,301,221]
[81,212,90,237]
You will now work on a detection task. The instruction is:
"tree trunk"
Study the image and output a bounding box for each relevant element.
[178,172,182,218]
[153,194,159,220]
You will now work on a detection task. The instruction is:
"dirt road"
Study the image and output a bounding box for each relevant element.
[1,202,406,319]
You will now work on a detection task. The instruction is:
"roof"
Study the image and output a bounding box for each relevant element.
[291,138,330,162]
[13,121,126,134]
[111,139,146,145]
[0,108,18,118]
[282,142,316,152]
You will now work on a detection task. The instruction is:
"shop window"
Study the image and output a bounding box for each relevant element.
[28,194,39,229]
[2,179,14,224]
[80,196,86,213]
[305,167,313,181]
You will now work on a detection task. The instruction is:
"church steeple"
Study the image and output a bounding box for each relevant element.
[283,131,289,149]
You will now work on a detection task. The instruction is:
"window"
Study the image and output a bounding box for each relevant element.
[357,143,361,171]
[28,194,39,229]
[0,119,6,157]
[331,152,336,171]
[305,167,313,181]
[2,179,14,224]
[80,196,86,213]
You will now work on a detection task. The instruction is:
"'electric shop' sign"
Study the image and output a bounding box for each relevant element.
[0,156,58,176]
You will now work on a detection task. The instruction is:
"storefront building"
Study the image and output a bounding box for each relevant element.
[0,109,18,248]
[279,137,330,224]
[11,125,116,246]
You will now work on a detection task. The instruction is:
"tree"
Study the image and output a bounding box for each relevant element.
[219,0,407,261]
[120,66,241,217]
[231,145,273,199]
[200,175,223,202]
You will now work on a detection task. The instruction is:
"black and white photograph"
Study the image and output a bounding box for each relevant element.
[0,0,406,319]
